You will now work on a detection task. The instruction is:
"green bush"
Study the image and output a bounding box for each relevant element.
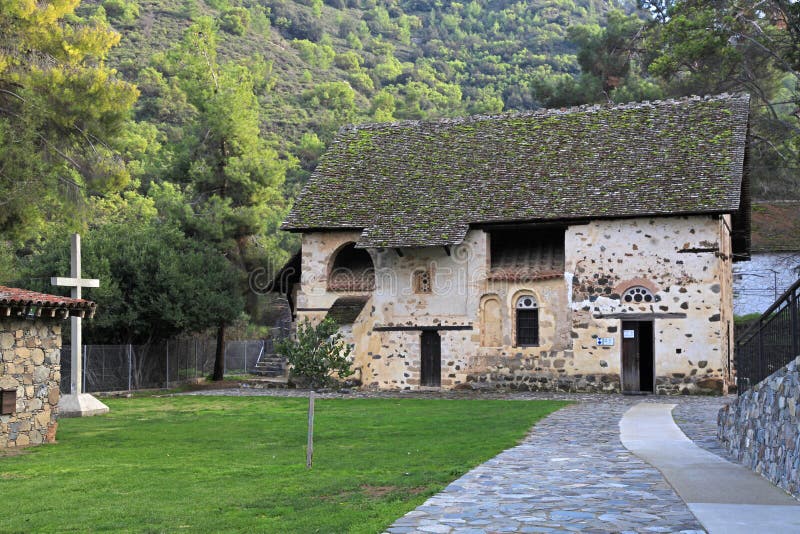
[220,7,251,36]
[276,318,354,389]
[103,0,139,24]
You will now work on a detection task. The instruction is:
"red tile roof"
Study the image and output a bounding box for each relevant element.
[0,286,96,319]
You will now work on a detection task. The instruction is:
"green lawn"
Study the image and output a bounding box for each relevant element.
[0,396,567,533]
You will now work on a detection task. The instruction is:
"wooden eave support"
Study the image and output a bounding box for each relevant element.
[443,245,451,256]
[678,247,719,254]
[395,248,404,257]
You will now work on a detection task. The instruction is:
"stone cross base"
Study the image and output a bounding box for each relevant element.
[57,393,110,418]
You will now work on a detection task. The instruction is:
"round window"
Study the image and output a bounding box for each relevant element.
[622,286,655,304]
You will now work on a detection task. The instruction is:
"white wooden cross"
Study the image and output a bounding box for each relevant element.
[51,234,99,396]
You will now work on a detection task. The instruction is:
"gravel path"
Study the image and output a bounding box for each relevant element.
[178,388,734,533]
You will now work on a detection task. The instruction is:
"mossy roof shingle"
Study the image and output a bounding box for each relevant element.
[283,94,750,248]
[751,201,800,252]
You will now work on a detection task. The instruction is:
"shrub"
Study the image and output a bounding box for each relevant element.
[103,0,139,24]
[220,7,251,36]
[276,318,354,389]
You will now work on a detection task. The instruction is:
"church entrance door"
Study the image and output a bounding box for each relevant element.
[420,331,441,387]
[621,321,654,393]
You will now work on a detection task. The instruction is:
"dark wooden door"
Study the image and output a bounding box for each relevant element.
[621,321,654,393]
[421,331,441,387]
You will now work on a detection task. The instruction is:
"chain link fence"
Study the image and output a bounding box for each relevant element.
[60,337,273,394]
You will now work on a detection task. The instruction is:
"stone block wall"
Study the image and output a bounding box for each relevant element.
[718,355,800,498]
[0,319,61,448]
[566,215,732,394]
[297,214,733,394]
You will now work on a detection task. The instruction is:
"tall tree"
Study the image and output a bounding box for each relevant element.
[158,19,289,380]
[0,0,139,246]
[638,0,800,198]
[535,9,663,108]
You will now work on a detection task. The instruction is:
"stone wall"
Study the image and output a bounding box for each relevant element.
[296,214,733,393]
[0,319,61,448]
[718,355,800,498]
[566,215,732,394]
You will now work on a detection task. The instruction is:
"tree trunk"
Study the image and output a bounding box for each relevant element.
[212,323,226,381]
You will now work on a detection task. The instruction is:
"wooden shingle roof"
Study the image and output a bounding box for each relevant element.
[326,296,370,325]
[750,201,800,252]
[283,94,750,249]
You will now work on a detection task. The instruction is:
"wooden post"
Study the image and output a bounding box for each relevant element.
[306,390,315,469]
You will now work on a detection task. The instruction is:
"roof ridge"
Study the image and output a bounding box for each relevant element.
[341,92,751,133]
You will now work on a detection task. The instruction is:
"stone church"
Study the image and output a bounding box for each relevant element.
[275,93,751,394]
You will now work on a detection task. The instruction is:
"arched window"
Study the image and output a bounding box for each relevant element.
[515,295,539,346]
[622,286,654,304]
[328,243,375,291]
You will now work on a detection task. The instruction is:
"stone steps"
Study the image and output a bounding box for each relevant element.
[252,356,287,378]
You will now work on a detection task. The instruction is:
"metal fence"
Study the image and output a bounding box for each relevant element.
[736,277,800,394]
[60,337,271,394]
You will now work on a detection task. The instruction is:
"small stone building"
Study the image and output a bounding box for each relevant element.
[276,94,751,394]
[0,287,96,447]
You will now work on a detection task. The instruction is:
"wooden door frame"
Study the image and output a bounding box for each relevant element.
[420,330,442,388]
[621,320,655,394]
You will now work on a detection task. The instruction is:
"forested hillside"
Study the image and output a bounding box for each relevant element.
[2,0,799,351]
[82,0,636,193]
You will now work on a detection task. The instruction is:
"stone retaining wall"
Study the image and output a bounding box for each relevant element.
[718,355,800,498]
[0,319,62,448]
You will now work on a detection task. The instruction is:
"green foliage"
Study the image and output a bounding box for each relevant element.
[103,0,139,24]
[292,38,336,68]
[219,7,251,35]
[0,0,139,244]
[25,193,243,344]
[634,0,800,198]
[163,19,288,246]
[276,317,354,388]
[334,50,363,71]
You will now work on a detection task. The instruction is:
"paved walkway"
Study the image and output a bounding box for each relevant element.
[621,403,800,534]
[387,396,715,533]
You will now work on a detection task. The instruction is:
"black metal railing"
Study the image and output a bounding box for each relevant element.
[736,277,800,394]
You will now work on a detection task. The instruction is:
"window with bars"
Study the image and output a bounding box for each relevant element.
[516,295,539,346]
[414,269,432,294]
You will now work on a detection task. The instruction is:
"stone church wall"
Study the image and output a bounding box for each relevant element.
[0,319,62,448]
[296,214,733,393]
[566,215,732,394]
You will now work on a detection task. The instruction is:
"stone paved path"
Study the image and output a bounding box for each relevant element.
[178,389,732,533]
[387,397,724,534]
